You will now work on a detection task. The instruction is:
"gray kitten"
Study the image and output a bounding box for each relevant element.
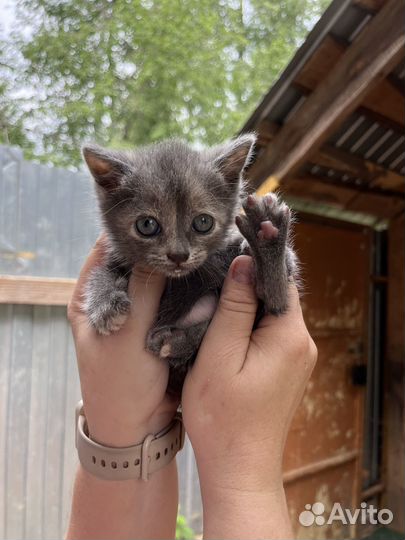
[82,135,297,393]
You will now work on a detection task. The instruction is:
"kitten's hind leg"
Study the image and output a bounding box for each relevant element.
[146,320,210,368]
[236,192,296,315]
[85,262,131,335]
[148,321,209,396]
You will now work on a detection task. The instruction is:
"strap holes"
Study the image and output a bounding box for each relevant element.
[111,461,117,469]
[92,456,96,464]
[101,459,106,467]
[171,443,173,450]
[156,452,160,460]
[123,461,129,468]
[134,459,140,466]
[164,448,168,455]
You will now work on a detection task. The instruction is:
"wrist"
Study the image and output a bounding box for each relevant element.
[84,405,177,447]
[201,483,292,539]
[194,442,285,493]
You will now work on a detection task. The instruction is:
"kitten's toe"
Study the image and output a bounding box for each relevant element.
[239,192,291,246]
[146,327,172,355]
[147,327,189,362]
[87,291,131,335]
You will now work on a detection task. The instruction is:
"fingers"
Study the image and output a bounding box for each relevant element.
[250,283,317,374]
[192,256,258,377]
[212,255,258,337]
[67,235,108,321]
[257,282,303,331]
[68,235,166,339]
[126,266,166,336]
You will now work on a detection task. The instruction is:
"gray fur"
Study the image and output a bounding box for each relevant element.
[82,135,298,393]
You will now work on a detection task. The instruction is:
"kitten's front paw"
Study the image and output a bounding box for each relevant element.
[236,193,293,315]
[87,291,131,335]
[235,192,291,248]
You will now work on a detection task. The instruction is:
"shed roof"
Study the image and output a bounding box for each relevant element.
[241,0,404,223]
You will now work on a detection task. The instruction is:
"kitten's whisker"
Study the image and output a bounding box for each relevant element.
[101,197,134,216]
[144,266,158,291]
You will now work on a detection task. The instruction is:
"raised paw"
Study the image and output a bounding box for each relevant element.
[87,291,131,335]
[235,192,291,248]
[236,193,294,316]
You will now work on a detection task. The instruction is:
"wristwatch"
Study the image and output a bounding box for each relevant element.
[75,400,185,481]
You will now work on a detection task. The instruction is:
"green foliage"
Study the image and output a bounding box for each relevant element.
[176,513,195,540]
[6,0,330,166]
[0,41,34,153]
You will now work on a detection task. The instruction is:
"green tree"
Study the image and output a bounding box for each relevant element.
[0,40,34,152]
[11,0,330,166]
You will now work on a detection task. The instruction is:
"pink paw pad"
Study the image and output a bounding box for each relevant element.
[257,220,279,240]
[264,194,276,206]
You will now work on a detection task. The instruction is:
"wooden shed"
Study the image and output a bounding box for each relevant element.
[240,0,404,537]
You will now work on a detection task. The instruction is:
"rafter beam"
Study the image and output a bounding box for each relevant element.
[310,146,405,192]
[249,0,405,190]
[282,176,404,219]
[293,35,405,126]
[253,121,404,192]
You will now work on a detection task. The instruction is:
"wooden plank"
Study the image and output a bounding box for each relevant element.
[0,304,13,538]
[282,177,356,207]
[43,307,69,537]
[250,0,405,188]
[310,145,405,192]
[61,334,81,536]
[361,483,384,500]
[283,450,358,485]
[282,176,405,218]
[254,120,405,193]
[353,0,388,10]
[5,305,33,538]
[346,191,405,216]
[383,213,405,532]
[0,275,76,305]
[25,306,50,538]
[294,36,405,127]
[294,35,346,90]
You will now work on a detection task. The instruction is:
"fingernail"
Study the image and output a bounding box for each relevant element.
[232,256,254,285]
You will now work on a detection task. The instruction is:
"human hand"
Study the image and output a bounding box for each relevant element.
[182,255,317,538]
[68,236,178,447]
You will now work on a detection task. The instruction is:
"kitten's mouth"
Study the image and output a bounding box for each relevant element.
[165,266,193,278]
[161,261,201,278]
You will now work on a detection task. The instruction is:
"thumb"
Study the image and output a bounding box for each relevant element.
[193,256,258,377]
[215,255,258,331]
[127,266,166,336]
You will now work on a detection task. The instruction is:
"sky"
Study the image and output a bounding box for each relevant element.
[0,0,15,36]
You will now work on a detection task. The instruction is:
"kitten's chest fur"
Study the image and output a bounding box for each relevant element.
[156,242,241,326]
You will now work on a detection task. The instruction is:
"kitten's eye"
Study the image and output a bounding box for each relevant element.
[135,217,160,237]
[192,214,214,234]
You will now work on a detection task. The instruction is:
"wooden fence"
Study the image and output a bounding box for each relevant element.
[0,145,202,539]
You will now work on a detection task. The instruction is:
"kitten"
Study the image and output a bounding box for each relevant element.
[82,135,297,393]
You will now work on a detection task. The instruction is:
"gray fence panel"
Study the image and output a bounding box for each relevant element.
[0,146,202,538]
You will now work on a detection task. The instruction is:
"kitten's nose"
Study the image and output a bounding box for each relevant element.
[167,252,190,264]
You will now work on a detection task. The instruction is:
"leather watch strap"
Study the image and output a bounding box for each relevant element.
[75,401,184,481]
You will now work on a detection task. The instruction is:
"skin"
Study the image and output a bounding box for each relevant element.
[183,255,317,539]
[67,235,179,540]
[66,238,317,540]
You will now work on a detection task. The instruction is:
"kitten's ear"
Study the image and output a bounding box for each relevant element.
[82,144,131,191]
[213,133,256,183]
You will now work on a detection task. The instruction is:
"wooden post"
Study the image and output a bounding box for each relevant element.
[383,212,405,532]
